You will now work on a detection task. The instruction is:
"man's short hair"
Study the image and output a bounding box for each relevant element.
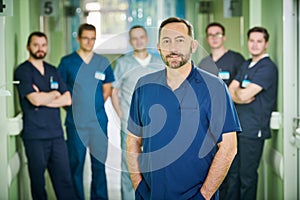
[129,25,148,38]
[205,22,225,35]
[78,23,96,38]
[27,32,47,46]
[158,17,194,40]
[247,26,269,42]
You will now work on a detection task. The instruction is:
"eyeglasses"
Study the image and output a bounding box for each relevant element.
[207,33,223,38]
[80,37,96,42]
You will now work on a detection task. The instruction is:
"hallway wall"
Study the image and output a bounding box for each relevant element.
[1,0,68,199]
[260,0,284,199]
[1,0,38,199]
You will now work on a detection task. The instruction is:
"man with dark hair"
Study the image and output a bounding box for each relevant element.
[58,23,115,200]
[228,26,278,200]
[198,22,245,86]
[126,17,241,200]
[77,23,96,38]
[14,31,75,199]
[111,25,163,200]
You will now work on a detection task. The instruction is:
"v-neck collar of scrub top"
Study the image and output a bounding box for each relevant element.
[161,62,202,93]
[75,51,96,65]
[26,60,47,77]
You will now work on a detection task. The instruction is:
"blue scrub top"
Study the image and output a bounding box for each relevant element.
[58,52,115,130]
[198,50,245,86]
[128,65,241,199]
[234,56,278,139]
[14,61,68,139]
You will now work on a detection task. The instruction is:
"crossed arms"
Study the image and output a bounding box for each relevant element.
[27,84,71,108]
[228,80,263,104]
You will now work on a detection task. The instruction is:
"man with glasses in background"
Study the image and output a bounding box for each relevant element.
[58,23,115,200]
[198,22,245,86]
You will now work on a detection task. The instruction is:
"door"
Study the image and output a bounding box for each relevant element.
[283,0,300,199]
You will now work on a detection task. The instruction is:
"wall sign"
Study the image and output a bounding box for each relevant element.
[40,0,58,17]
[224,0,242,18]
[0,0,13,16]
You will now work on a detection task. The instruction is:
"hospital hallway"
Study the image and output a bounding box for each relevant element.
[1,0,300,199]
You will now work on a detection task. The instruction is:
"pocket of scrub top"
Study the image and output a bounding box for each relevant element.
[27,108,47,128]
[135,178,150,200]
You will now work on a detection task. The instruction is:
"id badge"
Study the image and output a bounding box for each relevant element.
[50,81,59,89]
[241,79,251,88]
[95,71,106,80]
[218,71,230,80]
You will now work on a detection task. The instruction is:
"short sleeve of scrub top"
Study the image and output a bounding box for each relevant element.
[249,62,277,90]
[14,64,36,98]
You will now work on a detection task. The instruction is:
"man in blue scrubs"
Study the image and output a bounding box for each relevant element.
[127,17,241,200]
[14,32,75,200]
[228,27,278,200]
[198,22,245,86]
[58,24,114,200]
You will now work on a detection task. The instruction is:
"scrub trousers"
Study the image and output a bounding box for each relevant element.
[66,126,108,200]
[23,137,75,200]
[120,130,135,200]
[219,136,265,200]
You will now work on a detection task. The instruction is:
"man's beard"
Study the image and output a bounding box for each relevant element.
[29,50,47,59]
[161,51,191,69]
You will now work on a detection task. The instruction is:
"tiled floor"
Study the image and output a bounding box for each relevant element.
[84,98,122,200]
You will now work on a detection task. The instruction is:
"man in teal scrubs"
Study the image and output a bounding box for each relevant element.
[58,23,114,200]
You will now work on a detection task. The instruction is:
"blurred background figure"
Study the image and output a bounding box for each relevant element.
[111,25,163,200]
[198,22,244,86]
[228,27,278,200]
[58,23,115,200]
[14,31,75,200]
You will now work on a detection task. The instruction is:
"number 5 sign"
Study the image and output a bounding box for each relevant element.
[40,0,58,16]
